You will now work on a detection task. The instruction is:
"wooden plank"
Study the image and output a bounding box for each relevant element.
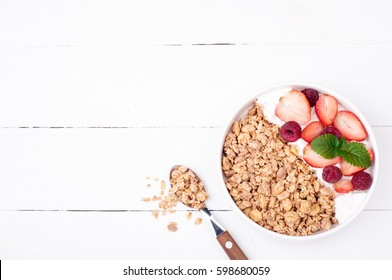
[1,0,392,46]
[0,210,390,259]
[0,45,391,127]
[0,127,388,210]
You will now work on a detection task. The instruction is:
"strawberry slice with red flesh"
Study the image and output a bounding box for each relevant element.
[275,90,311,125]
[340,146,374,176]
[301,121,324,142]
[333,110,368,141]
[303,144,342,168]
[334,179,354,194]
[315,94,338,126]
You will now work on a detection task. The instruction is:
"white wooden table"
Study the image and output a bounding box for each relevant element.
[0,0,391,259]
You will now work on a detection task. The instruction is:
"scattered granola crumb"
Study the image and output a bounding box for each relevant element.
[167,222,178,232]
[146,176,151,180]
[194,217,203,225]
[143,179,178,222]
[160,180,166,191]
[152,210,159,219]
[143,173,209,234]
[170,166,208,210]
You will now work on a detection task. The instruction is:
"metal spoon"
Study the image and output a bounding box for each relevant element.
[169,165,248,260]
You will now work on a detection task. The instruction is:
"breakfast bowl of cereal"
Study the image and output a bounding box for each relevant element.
[219,83,378,239]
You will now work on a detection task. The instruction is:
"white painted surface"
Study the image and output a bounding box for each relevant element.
[0,0,391,259]
[1,211,391,259]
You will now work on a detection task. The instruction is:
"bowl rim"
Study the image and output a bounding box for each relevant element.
[217,82,379,240]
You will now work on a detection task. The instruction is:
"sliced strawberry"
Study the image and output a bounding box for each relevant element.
[301,121,324,142]
[303,144,342,168]
[340,161,363,176]
[315,94,338,126]
[368,147,375,161]
[340,146,374,176]
[334,179,354,194]
[333,110,368,141]
[275,90,311,125]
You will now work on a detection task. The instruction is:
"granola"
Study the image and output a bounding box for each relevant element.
[167,222,178,232]
[170,166,208,210]
[222,104,337,236]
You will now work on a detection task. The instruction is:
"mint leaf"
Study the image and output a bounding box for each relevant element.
[311,134,339,159]
[338,138,349,151]
[341,142,371,168]
[336,138,349,157]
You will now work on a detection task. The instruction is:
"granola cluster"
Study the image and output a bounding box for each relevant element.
[170,166,208,210]
[222,104,338,236]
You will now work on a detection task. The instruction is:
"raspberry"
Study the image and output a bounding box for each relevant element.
[279,121,301,142]
[322,165,342,183]
[352,172,373,190]
[301,88,319,107]
[320,126,343,139]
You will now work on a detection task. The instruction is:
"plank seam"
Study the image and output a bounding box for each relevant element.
[0,209,232,212]
[0,125,390,129]
[0,209,389,212]
[2,43,392,48]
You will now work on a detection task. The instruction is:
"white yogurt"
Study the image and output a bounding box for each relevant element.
[256,88,369,224]
[334,192,368,223]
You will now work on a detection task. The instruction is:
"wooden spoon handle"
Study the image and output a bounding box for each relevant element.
[216,231,248,260]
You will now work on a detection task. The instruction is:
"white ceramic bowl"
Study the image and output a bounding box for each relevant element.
[218,82,379,240]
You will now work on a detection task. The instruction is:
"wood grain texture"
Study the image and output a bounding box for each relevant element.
[216,231,248,260]
[1,0,392,46]
[0,45,391,127]
[0,210,390,259]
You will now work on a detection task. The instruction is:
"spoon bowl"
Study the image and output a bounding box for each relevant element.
[169,165,248,260]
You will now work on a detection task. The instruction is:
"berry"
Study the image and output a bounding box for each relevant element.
[352,172,373,190]
[303,144,342,168]
[301,88,319,107]
[340,146,374,176]
[275,90,311,125]
[322,165,342,183]
[334,179,354,194]
[333,111,368,141]
[280,121,302,142]
[320,126,343,139]
[315,94,338,126]
[301,121,323,142]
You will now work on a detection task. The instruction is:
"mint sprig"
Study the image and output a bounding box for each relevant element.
[311,134,371,168]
